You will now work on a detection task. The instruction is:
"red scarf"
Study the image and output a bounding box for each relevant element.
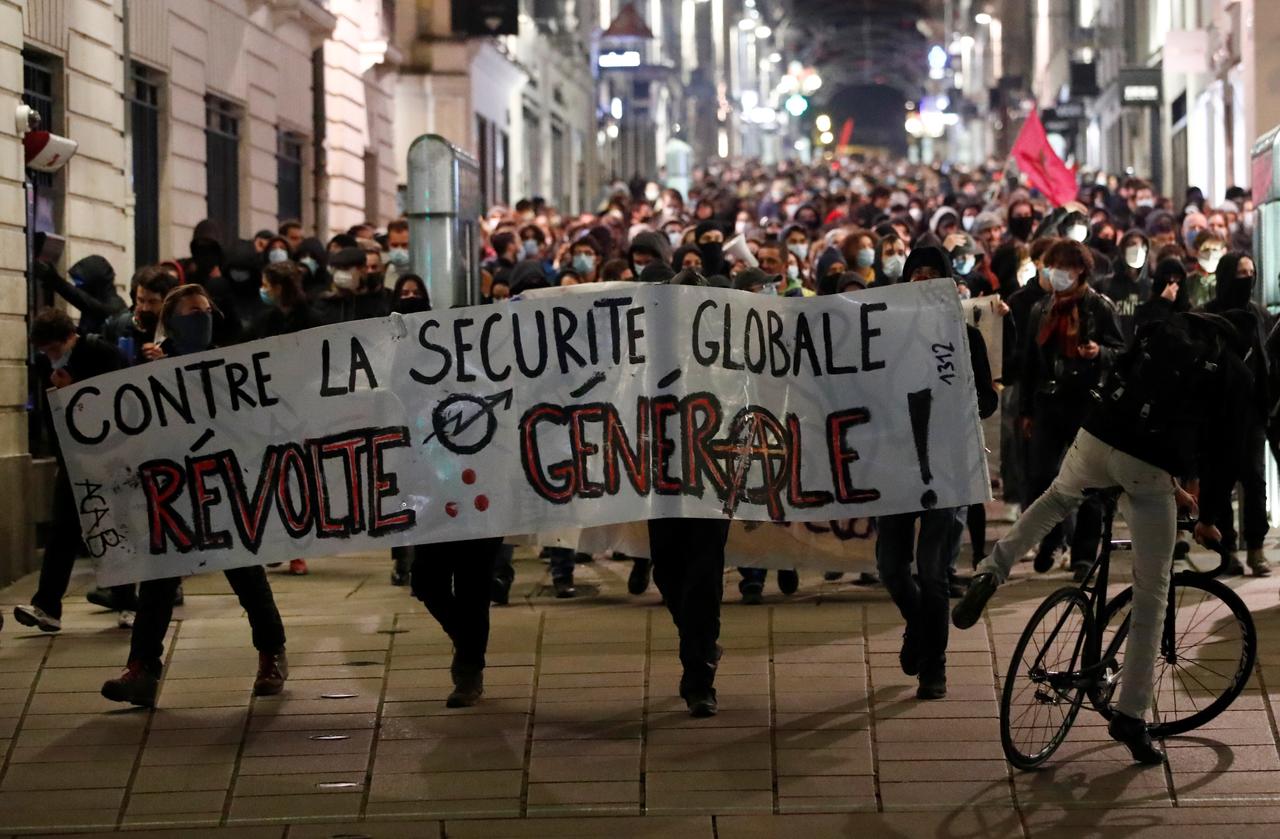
[1036,285,1086,358]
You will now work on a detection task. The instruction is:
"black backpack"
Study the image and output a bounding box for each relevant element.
[1091,314,1223,433]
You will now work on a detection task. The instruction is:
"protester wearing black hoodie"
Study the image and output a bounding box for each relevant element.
[876,246,997,702]
[1134,258,1191,329]
[628,231,673,275]
[1099,230,1153,339]
[1199,252,1272,576]
[35,254,126,337]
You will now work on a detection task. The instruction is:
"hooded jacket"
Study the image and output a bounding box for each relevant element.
[1201,253,1272,419]
[1020,281,1125,419]
[37,255,126,336]
[628,231,673,270]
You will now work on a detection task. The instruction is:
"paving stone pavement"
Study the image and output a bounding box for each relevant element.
[1,543,1279,837]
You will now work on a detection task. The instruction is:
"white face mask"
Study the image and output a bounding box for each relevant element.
[1016,260,1037,286]
[788,242,808,260]
[882,254,905,279]
[908,207,923,222]
[1198,251,1224,274]
[1066,224,1089,243]
[735,220,749,234]
[1124,246,1148,270]
[786,264,800,282]
[667,231,683,247]
[332,269,359,291]
[962,215,976,232]
[1047,267,1076,292]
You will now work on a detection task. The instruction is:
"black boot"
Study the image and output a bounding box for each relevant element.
[447,668,484,708]
[627,557,652,595]
[1108,712,1164,765]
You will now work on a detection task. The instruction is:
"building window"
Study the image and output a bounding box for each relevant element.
[551,119,567,210]
[476,115,491,206]
[523,108,541,200]
[132,63,161,266]
[204,95,241,241]
[277,130,304,224]
[22,51,59,234]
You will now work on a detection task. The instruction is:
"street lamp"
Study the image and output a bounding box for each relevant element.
[815,114,832,132]
[975,12,992,25]
[819,130,834,145]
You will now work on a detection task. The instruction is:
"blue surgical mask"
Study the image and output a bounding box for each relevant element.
[1047,267,1075,292]
[787,264,800,281]
[260,287,275,305]
[953,255,976,276]
[855,247,875,268]
[882,254,905,280]
[169,311,214,355]
[267,249,289,264]
[387,247,410,267]
[520,239,539,259]
[572,253,596,274]
[299,256,318,275]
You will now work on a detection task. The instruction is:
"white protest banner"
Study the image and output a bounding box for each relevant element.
[50,280,989,586]
[963,295,1004,381]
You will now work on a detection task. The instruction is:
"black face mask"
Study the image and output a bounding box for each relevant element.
[1008,217,1034,241]
[1222,274,1256,309]
[393,296,431,315]
[699,242,723,270]
[134,309,159,333]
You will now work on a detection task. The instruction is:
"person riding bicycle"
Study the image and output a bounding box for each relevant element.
[951,307,1252,765]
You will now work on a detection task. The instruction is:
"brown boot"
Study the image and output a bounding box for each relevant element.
[101,660,160,707]
[446,669,484,708]
[254,651,289,696]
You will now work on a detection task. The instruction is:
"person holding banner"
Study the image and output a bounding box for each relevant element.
[875,246,998,700]
[101,285,288,707]
[13,310,124,634]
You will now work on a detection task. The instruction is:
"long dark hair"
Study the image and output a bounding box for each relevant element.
[263,262,305,310]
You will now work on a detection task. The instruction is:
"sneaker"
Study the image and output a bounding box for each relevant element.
[13,605,61,633]
[117,610,135,630]
[101,661,160,707]
[1173,540,1191,561]
[173,583,184,606]
[86,587,133,611]
[446,670,484,708]
[855,571,880,585]
[740,581,764,605]
[627,557,652,595]
[253,651,289,696]
[553,577,576,599]
[1108,711,1164,765]
[952,573,998,630]
[823,571,844,581]
[573,552,594,564]
[685,687,718,718]
[289,559,309,576]
[491,572,513,605]
[917,666,947,700]
[1247,549,1272,578]
[777,569,799,595]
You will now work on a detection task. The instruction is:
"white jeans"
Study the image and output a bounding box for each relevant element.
[978,429,1176,719]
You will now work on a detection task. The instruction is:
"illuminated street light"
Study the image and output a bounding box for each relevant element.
[819,130,835,144]
[975,12,992,25]
[755,25,771,39]
[801,73,822,93]
[610,97,623,119]
[815,113,832,132]
[928,45,948,70]
[768,52,782,63]
[784,94,808,117]
[606,123,620,138]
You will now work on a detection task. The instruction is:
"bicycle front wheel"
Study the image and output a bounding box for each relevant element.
[1000,587,1094,770]
[1098,574,1256,737]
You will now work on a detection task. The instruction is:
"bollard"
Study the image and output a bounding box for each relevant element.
[405,135,482,311]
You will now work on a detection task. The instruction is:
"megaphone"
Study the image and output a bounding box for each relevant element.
[724,234,758,269]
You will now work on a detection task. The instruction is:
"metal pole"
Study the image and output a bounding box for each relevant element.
[405,135,482,310]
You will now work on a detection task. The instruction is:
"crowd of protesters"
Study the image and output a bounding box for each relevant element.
[7,152,1273,749]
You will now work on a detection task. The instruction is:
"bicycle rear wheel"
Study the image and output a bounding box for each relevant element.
[1000,587,1094,770]
[1098,574,1256,737]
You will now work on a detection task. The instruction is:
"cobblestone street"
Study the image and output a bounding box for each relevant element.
[2,546,1279,837]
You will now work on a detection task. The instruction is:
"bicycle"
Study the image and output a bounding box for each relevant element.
[999,487,1257,770]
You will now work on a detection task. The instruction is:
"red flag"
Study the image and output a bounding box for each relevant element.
[1011,109,1078,207]
[838,118,854,147]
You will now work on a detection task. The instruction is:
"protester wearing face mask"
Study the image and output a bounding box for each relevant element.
[875,245,997,701]
[102,266,180,365]
[989,242,1032,525]
[253,261,318,339]
[1187,229,1227,301]
[1098,230,1153,339]
[566,237,602,284]
[839,230,879,287]
[1135,257,1191,329]
[694,222,729,280]
[33,253,127,338]
[874,234,908,285]
[628,231,673,276]
[384,219,411,288]
[782,224,811,265]
[1019,240,1125,580]
[99,285,289,708]
[321,246,387,323]
[13,310,124,635]
[1199,253,1272,577]
[265,236,291,266]
[1181,210,1209,259]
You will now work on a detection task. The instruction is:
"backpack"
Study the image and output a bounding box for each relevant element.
[1091,315,1222,433]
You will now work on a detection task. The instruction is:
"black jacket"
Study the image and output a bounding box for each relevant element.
[39,335,124,461]
[252,305,321,340]
[1005,280,1046,387]
[1097,264,1151,341]
[99,309,155,365]
[968,325,999,420]
[37,256,126,336]
[319,290,391,324]
[1020,287,1125,418]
